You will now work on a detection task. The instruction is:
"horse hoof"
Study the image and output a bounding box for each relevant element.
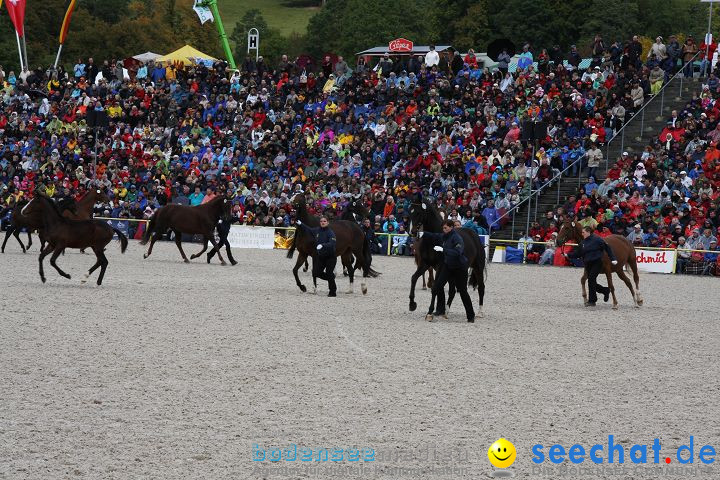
[409,301,417,311]
[184,259,190,263]
[41,277,46,283]
[425,314,434,322]
[636,299,644,306]
[361,284,367,295]
[421,286,427,290]
[231,261,238,266]
[143,254,149,259]
[221,262,227,266]
[345,289,353,294]
[299,285,307,293]
[206,255,211,264]
[612,304,619,310]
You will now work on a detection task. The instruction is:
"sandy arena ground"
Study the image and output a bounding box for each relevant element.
[1,239,719,480]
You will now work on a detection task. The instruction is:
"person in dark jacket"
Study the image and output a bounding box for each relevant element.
[421,220,476,322]
[296,216,337,296]
[206,214,238,266]
[566,226,618,306]
[362,217,381,255]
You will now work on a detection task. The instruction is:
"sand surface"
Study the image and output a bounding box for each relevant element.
[1,239,719,479]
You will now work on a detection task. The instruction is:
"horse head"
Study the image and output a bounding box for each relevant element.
[93,186,110,205]
[556,219,583,247]
[347,197,368,221]
[408,201,429,236]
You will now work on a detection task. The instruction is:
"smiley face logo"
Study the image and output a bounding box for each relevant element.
[488,438,516,468]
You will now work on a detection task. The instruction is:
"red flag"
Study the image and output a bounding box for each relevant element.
[5,0,26,37]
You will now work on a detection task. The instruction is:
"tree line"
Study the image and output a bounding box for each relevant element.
[0,0,718,73]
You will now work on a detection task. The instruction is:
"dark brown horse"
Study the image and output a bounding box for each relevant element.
[140,195,231,264]
[2,196,78,253]
[62,187,109,221]
[556,220,643,309]
[287,194,379,294]
[408,200,487,320]
[31,194,128,285]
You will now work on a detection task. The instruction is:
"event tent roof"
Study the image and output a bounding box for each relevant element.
[356,45,452,56]
[156,45,218,65]
[132,51,161,63]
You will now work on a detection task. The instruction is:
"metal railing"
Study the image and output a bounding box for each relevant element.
[488,153,587,240]
[491,53,705,242]
[604,50,703,172]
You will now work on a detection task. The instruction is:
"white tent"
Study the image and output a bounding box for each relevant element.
[132,51,161,63]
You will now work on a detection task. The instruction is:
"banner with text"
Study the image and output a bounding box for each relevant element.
[227,225,275,249]
[635,249,676,274]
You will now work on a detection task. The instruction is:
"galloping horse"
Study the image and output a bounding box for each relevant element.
[31,194,128,285]
[62,187,109,221]
[408,200,487,320]
[2,196,77,253]
[556,220,643,309]
[287,194,379,295]
[140,196,232,264]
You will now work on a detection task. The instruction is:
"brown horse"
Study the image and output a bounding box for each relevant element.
[62,187,109,221]
[286,194,379,294]
[556,220,643,309]
[140,195,231,264]
[31,194,128,285]
[1,196,78,253]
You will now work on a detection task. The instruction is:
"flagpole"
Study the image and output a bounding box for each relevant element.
[54,44,64,70]
[199,0,236,69]
[15,32,24,72]
[21,34,29,72]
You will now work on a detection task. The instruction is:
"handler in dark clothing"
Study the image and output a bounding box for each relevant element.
[296,216,337,297]
[566,226,618,306]
[206,214,238,265]
[421,220,476,322]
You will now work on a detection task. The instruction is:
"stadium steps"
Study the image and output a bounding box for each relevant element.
[490,78,706,247]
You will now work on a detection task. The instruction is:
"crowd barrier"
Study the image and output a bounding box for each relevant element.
[93,218,717,276]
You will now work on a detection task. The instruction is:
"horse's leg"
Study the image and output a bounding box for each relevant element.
[629,258,643,305]
[580,269,589,306]
[303,259,309,272]
[343,253,354,294]
[293,254,308,293]
[409,264,429,311]
[421,272,427,290]
[191,237,209,259]
[426,289,437,322]
[173,230,190,263]
[143,232,159,259]
[428,267,435,289]
[2,226,12,253]
[95,248,110,286]
[352,252,368,294]
[82,247,104,284]
[26,231,32,250]
[38,243,53,283]
[49,246,71,279]
[476,267,486,319]
[615,268,638,308]
[13,227,27,253]
[606,270,618,310]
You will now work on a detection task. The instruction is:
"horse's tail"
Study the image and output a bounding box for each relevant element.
[469,238,488,290]
[362,236,381,277]
[286,232,296,259]
[139,213,156,245]
[113,228,129,253]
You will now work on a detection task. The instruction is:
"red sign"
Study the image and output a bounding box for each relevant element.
[388,38,413,53]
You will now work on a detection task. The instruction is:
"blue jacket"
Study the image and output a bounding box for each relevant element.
[568,234,616,263]
[423,229,468,269]
[299,223,336,258]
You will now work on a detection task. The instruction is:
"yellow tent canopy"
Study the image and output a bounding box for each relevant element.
[156,45,218,65]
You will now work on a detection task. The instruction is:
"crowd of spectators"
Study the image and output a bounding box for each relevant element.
[0,34,717,274]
